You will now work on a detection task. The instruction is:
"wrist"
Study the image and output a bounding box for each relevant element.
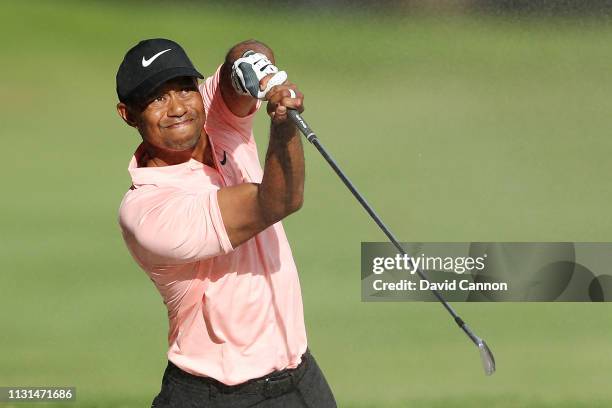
[270,120,297,144]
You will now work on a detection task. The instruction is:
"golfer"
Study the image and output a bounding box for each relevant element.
[115,38,337,407]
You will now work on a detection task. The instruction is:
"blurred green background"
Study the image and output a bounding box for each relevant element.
[2,1,612,407]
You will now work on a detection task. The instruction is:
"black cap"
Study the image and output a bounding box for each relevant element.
[116,38,203,103]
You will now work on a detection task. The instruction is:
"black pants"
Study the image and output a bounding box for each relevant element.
[151,349,337,407]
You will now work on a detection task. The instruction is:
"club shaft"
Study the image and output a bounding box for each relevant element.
[288,109,480,347]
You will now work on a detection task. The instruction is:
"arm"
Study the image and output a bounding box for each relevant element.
[216,45,305,248]
[217,86,304,248]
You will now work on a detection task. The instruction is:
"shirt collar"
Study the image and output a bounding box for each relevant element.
[127,143,218,186]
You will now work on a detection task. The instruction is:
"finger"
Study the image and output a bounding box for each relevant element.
[265,82,297,100]
[265,85,287,102]
[280,94,304,113]
[289,89,304,102]
[272,104,288,123]
[261,75,288,90]
[268,87,301,105]
[259,74,274,91]
[266,100,277,116]
[259,72,288,99]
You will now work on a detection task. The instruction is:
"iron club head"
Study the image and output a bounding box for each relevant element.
[478,339,496,376]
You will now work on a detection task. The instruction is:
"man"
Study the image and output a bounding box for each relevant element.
[115,38,337,407]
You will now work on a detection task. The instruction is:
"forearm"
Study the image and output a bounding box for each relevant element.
[257,120,305,225]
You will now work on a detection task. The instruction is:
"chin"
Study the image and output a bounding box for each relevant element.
[164,132,200,151]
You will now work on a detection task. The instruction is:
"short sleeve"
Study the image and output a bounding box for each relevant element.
[199,65,262,145]
[119,187,233,266]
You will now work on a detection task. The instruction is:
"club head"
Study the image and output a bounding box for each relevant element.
[478,339,496,376]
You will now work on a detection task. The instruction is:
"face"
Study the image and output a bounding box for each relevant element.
[118,76,205,151]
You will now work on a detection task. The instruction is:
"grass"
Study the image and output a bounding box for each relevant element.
[1,1,612,406]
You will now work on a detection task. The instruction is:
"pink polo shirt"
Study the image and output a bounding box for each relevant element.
[118,66,307,386]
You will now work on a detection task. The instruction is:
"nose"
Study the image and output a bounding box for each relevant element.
[167,92,187,117]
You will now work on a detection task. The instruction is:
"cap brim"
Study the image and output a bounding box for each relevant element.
[126,66,204,103]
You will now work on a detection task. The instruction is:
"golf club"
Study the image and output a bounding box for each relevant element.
[288,109,496,376]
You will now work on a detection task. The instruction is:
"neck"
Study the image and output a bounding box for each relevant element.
[143,132,215,168]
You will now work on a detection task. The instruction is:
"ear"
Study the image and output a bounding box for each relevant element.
[117,102,138,128]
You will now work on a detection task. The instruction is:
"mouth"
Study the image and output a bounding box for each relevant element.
[164,118,194,129]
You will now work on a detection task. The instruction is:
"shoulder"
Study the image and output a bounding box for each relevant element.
[117,184,232,264]
[118,185,190,230]
[199,65,222,113]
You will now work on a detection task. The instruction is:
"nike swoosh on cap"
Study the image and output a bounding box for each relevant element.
[142,48,172,67]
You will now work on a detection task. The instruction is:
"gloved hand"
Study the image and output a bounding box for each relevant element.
[231,50,288,100]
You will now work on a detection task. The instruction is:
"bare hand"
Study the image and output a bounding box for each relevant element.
[264,82,304,124]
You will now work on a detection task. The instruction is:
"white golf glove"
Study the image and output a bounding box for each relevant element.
[231,50,288,100]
